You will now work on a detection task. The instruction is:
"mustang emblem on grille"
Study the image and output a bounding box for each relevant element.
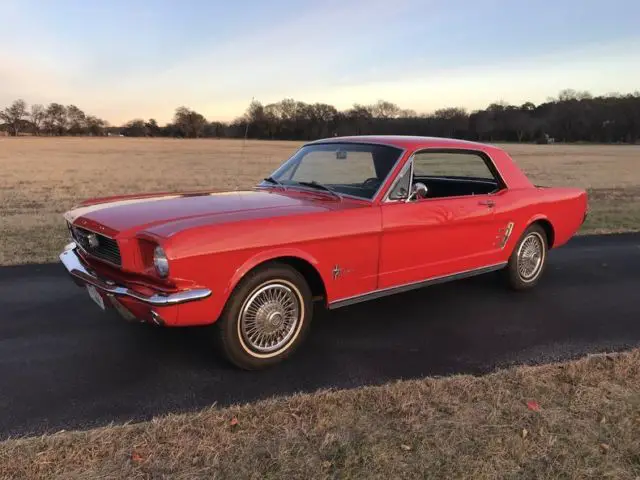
[87,233,100,249]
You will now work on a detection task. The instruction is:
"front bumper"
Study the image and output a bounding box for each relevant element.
[59,242,212,306]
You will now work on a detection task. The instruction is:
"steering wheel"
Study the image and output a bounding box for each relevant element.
[362,177,380,188]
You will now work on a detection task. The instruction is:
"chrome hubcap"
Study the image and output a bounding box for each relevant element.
[517,232,544,281]
[240,282,301,353]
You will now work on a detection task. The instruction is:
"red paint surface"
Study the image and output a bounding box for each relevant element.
[67,137,588,326]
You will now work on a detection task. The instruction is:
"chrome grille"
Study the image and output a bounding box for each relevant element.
[70,225,122,266]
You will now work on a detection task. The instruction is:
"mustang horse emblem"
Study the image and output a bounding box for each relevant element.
[87,233,100,249]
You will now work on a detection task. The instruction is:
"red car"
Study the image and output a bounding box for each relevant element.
[60,136,588,369]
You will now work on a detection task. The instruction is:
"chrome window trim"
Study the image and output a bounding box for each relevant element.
[409,147,507,191]
[382,147,507,204]
[383,154,414,203]
[328,262,507,310]
[262,141,407,203]
[416,176,499,185]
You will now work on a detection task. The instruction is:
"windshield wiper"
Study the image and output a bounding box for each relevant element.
[263,176,286,189]
[295,181,342,200]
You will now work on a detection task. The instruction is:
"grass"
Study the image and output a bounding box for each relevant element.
[1,349,638,479]
[1,137,639,265]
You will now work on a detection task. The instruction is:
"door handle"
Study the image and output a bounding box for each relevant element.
[478,200,495,208]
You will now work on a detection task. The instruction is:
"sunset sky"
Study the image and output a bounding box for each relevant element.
[1,0,638,124]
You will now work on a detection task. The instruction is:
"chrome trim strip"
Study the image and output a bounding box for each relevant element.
[261,184,373,203]
[408,147,508,191]
[328,262,507,310]
[68,221,122,268]
[372,147,407,203]
[67,221,115,240]
[263,141,407,203]
[383,155,413,203]
[60,242,212,306]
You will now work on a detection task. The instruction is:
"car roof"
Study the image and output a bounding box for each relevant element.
[305,135,495,152]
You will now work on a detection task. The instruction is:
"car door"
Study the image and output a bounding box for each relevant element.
[377,149,507,290]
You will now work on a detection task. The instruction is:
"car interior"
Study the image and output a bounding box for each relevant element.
[386,150,504,201]
[412,175,500,198]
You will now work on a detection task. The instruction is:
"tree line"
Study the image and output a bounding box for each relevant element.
[0,100,110,137]
[2,89,640,143]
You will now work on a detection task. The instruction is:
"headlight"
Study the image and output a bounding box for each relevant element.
[153,245,169,278]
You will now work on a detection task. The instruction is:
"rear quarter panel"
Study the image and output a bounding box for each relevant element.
[487,146,587,254]
[498,186,588,257]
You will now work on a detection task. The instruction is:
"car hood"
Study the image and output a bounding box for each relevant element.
[64,189,361,238]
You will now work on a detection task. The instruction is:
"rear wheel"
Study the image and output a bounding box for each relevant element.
[213,263,313,370]
[502,224,548,290]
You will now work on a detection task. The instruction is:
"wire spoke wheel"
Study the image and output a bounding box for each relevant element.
[239,281,301,354]
[517,232,544,281]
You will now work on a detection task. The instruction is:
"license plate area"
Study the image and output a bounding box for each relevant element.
[86,285,105,310]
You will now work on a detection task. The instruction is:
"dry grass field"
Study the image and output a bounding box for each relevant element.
[1,137,639,266]
[1,350,638,479]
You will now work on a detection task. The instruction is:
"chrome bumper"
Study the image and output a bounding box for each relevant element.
[59,242,212,306]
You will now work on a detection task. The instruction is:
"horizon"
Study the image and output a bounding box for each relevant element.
[1,0,639,125]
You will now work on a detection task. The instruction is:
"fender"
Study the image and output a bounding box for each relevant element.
[501,213,552,258]
[223,247,326,300]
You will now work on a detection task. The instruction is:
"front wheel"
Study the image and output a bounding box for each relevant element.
[502,224,548,290]
[213,263,313,370]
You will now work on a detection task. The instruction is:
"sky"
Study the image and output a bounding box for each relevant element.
[1,0,639,125]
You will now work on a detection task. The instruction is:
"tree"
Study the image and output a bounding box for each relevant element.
[121,119,147,137]
[0,99,29,136]
[86,116,107,136]
[432,107,469,137]
[145,119,161,137]
[44,103,67,135]
[344,104,373,135]
[3,89,640,142]
[30,104,46,135]
[66,105,87,135]
[370,100,401,119]
[174,106,207,138]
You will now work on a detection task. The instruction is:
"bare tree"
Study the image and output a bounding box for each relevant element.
[30,104,46,135]
[370,100,401,119]
[66,105,87,135]
[0,99,29,136]
[174,106,207,138]
[44,103,67,135]
[85,115,107,136]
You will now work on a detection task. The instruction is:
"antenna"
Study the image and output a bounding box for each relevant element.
[236,96,254,190]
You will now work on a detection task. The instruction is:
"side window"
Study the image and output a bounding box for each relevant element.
[409,151,501,200]
[413,152,496,180]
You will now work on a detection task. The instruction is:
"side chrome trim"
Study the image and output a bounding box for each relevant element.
[328,262,507,310]
[263,141,407,204]
[60,243,212,306]
[383,155,414,203]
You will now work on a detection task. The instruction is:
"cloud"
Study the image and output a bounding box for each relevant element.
[1,0,638,124]
[283,38,640,113]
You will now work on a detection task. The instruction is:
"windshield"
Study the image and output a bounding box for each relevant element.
[262,143,404,200]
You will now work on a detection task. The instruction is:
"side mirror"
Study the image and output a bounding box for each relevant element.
[407,182,428,202]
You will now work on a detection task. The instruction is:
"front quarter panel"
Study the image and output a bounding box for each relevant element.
[162,206,382,326]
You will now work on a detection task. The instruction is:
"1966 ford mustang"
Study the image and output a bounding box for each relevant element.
[60,136,588,369]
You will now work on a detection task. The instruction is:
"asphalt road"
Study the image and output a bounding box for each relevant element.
[1,233,639,438]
